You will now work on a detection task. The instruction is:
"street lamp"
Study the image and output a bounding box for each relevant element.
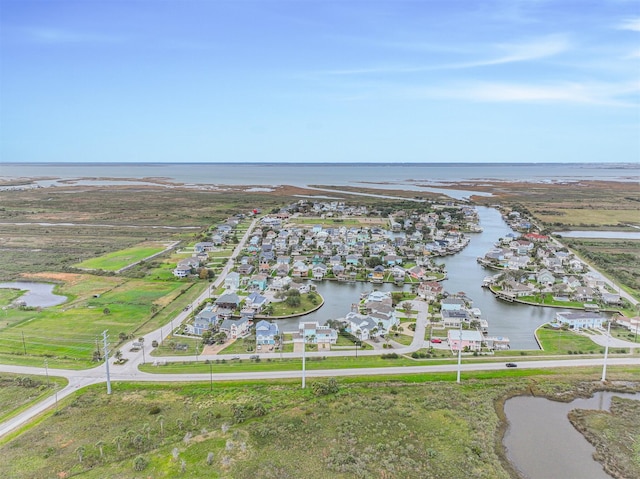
[601,320,611,383]
[301,335,306,389]
[44,359,50,388]
[456,321,463,384]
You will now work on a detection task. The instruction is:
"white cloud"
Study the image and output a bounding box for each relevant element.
[409,81,639,106]
[315,34,569,76]
[617,17,640,31]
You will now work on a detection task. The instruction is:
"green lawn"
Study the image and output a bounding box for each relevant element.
[75,242,169,271]
[0,277,195,367]
[536,326,612,354]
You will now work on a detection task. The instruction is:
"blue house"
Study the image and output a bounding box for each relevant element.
[193,308,218,335]
[255,320,279,345]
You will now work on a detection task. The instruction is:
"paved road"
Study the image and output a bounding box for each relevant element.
[2,215,639,439]
[2,356,639,439]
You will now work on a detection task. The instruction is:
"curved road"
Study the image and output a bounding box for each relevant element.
[2,215,639,440]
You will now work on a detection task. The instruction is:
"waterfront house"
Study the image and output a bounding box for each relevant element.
[219,316,250,339]
[245,291,268,312]
[255,320,279,346]
[312,263,327,280]
[296,321,338,349]
[215,292,240,310]
[345,312,380,340]
[555,311,604,330]
[447,329,483,352]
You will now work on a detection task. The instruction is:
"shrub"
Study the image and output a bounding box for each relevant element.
[381,353,399,359]
[148,405,161,415]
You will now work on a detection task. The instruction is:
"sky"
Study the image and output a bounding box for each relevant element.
[0,0,639,164]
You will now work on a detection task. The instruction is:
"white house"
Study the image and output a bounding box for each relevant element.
[296,321,338,349]
[555,311,605,330]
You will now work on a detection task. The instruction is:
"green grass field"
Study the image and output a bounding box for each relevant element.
[0,275,197,367]
[75,242,169,271]
[0,373,68,424]
[536,326,608,354]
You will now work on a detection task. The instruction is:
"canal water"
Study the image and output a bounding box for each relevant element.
[271,206,582,348]
[503,391,640,479]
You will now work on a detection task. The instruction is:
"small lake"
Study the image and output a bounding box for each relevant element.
[503,391,640,479]
[554,231,640,240]
[0,282,67,307]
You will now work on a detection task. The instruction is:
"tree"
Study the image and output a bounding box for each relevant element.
[118,332,127,342]
[401,301,413,316]
[157,415,165,435]
[114,350,123,362]
[113,435,123,452]
[285,294,301,307]
[95,440,105,459]
[133,455,148,472]
[75,446,85,464]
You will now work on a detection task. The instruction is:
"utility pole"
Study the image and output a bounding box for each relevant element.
[601,320,611,383]
[456,321,463,384]
[44,359,50,388]
[103,330,112,395]
[21,331,27,355]
[301,336,306,389]
[209,362,213,392]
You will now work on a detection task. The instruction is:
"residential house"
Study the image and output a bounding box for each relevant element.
[172,265,191,278]
[270,276,292,291]
[215,293,240,311]
[250,273,268,291]
[296,321,338,350]
[573,286,595,302]
[417,281,444,301]
[225,272,240,289]
[447,329,483,352]
[255,320,279,346]
[192,308,218,335]
[219,316,251,339]
[345,312,379,340]
[245,291,268,312]
[312,263,327,280]
[194,242,214,253]
[370,265,385,283]
[536,269,555,285]
[555,311,605,330]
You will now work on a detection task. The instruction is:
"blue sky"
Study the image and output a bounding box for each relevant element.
[1,0,638,164]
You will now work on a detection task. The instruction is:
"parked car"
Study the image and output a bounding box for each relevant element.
[249,355,260,360]
[231,356,240,360]
[257,345,262,351]
[505,362,518,368]
[430,338,442,343]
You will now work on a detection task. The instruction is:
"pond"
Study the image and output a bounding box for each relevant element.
[0,282,67,308]
[503,391,640,479]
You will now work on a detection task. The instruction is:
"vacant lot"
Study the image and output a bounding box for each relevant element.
[0,275,194,367]
[75,241,170,271]
[0,369,637,479]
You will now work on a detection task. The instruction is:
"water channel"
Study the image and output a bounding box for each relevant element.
[273,206,576,349]
[0,282,67,308]
[503,391,640,479]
